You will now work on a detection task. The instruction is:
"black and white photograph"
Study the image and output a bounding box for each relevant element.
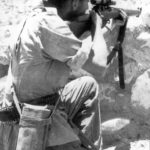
[0,0,150,150]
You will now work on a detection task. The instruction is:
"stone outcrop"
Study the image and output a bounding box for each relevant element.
[104,140,150,150]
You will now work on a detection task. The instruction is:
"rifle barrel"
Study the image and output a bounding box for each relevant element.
[124,8,142,17]
[112,7,142,17]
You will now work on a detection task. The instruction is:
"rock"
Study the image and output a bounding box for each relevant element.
[102,118,130,134]
[131,69,150,125]
[104,140,150,150]
[141,5,150,27]
[104,146,116,150]
[101,118,130,147]
[130,140,150,150]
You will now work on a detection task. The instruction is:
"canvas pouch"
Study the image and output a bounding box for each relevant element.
[16,104,52,150]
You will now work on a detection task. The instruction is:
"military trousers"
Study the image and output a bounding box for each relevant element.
[57,76,102,150]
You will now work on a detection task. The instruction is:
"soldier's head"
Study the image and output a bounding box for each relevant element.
[44,0,90,20]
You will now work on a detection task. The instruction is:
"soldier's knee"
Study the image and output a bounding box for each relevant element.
[81,76,99,89]
[80,76,99,101]
[80,76,100,107]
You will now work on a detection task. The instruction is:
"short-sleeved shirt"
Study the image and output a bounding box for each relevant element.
[8,7,82,102]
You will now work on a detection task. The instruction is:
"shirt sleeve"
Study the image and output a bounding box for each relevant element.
[40,11,92,70]
[67,31,93,70]
[40,12,82,62]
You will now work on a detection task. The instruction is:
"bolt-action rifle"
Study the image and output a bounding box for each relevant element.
[91,0,141,24]
[91,0,141,89]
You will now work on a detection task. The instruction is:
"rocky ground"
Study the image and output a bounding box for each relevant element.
[1,0,150,150]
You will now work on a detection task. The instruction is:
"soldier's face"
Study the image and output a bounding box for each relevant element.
[64,0,90,20]
[76,0,90,15]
